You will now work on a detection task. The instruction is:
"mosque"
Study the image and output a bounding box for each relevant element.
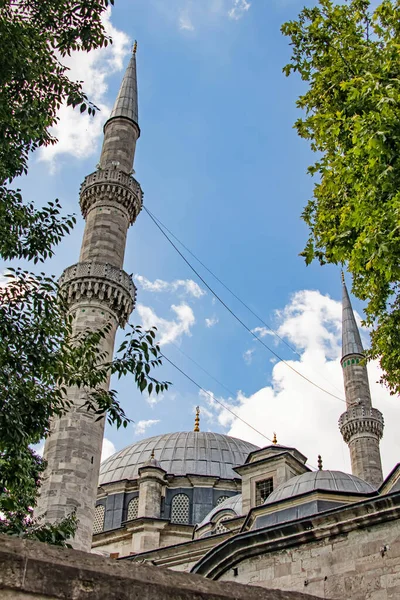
[36,47,400,599]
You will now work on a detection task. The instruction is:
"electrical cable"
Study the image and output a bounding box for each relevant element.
[146,207,300,357]
[171,341,238,399]
[146,207,345,398]
[161,350,317,471]
[161,351,273,444]
[144,206,346,404]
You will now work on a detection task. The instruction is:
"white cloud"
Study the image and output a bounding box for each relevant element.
[243,348,255,365]
[137,302,196,345]
[206,290,400,478]
[252,326,275,339]
[228,0,251,20]
[134,419,160,435]
[39,8,130,168]
[179,5,195,31]
[146,392,165,408]
[205,316,219,328]
[101,438,116,461]
[197,403,215,422]
[168,0,250,32]
[135,274,205,298]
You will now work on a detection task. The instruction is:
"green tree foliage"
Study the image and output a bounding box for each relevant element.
[282,0,400,393]
[0,0,169,543]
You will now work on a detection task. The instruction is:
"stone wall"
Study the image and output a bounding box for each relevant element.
[200,494,400,600]
[0,534,319,600]
[219,516,400,598]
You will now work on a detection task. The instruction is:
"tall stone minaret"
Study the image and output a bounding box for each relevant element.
[36,46,142,551]
[338,275,384,488]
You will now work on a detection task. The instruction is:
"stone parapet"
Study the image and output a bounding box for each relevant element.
[59,261,136,326]
[339,406,384,442]
[80,168,142,223]
[0,534,318,600]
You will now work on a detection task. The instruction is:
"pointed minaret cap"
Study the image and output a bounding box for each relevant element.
[342,272,364,359]
[106,41,139,131]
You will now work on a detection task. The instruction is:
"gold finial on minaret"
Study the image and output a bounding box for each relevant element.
[272,432,277,445]
[318,455,323,470]
[133,40,137,54]
[341,270,345,284]
[194,406,200,432]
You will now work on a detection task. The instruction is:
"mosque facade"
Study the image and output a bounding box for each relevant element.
[38,47,400,599]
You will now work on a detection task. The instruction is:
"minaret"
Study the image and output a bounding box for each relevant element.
[35,46,142,551]
[338,275,384,487]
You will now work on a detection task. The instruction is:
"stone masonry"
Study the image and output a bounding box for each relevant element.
[339,277,384,487]
[35,50,142,551]
[195,492,400,600]
[0,534,321,600]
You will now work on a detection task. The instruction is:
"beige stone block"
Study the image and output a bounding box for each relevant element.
[384,571,400,587]
[387,584,400,599]
[344,573,382,597]
[367,591,388,600]
[274,563,291,578]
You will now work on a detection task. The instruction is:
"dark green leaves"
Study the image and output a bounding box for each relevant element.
[282,0,400,393]
[0,0,170,546]
[0,270,169,540]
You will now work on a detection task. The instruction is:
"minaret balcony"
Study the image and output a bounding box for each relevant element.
[80,168,143,224]
[59,261,137,326]
[339,406,384,443]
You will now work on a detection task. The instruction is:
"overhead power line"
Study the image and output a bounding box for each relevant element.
[146,207,344,398]
[144,206,346,404]
[161,350,317,471]
[146,207,300,357]
[161,351,273,444]
[171,341,237,399]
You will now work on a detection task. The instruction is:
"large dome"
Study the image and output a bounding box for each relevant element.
[265,470,375,505]
[99,432,258,485]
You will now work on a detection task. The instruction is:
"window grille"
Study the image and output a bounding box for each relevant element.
[170,493,190,524]
[127,497,139,521]
[93,504,105,534]
[214,517,230,535]
[216,495,229,506]
[255,478,273,505]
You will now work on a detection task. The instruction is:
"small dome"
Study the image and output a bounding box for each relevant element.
[99,432,258,485]
[265,470,375,504]
[197,494,242,529]
[141,449,163,470]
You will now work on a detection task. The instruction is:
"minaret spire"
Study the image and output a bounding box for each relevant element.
[35,49,143,551]
[342,273,364,358]
[107,44,139,130]
[339,274,384,487]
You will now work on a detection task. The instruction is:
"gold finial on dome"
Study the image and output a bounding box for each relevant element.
[318,455,323,470]
[150,448,155,459]
[194,406,200,432]
[133,40,137,54]
[272,432,277,445]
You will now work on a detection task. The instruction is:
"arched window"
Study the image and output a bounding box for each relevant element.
[127,497,139,521]
[216,495,229,506]
[170,493,190,524]
[93,504,105,534]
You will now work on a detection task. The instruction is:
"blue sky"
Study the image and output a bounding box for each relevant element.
[5,0,399,474]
